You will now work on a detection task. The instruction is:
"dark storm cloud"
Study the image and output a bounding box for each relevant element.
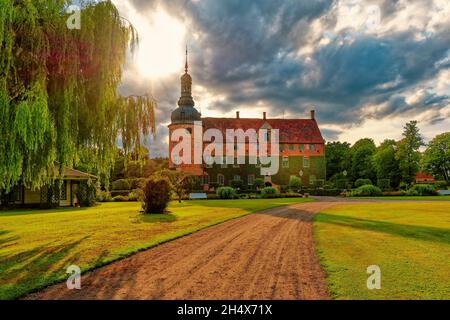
[120,0,450,156]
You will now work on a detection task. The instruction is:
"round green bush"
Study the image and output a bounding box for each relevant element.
[355,179,373,188]
[216,187,237,199]
[289,176,302,191]
[406,184,437,196]
[261,187,279,198]
[96,190,112,202]
[142,178,171,214]
[111,179,131,191]
[350,185,382,197]
[113,195,129,202]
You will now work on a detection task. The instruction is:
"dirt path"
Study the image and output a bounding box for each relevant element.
[27,201,342,300]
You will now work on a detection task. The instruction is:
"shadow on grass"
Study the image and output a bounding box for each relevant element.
[316,213,450,245]
[0,237,88,300]
[0,230,20,248]
[0,207,88,218]
[138,213,177,223]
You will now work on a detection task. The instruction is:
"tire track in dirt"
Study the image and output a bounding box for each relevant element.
[26,201,338,300]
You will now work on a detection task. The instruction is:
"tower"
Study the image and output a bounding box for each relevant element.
[168,47,203,176]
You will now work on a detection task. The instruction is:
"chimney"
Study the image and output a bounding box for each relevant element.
[236,111,240,119]
[263,112,267,120]
[311,110,316,120]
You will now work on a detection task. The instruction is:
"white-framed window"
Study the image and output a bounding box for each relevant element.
[248,175,255,186]
[234,175,241,181]
[282,157,289,168]
[309,144,316,151]
[218,174,225,185]
[303,157,310,168]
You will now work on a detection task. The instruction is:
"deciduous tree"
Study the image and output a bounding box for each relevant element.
[396,121,424,184]
[422,132,450,183]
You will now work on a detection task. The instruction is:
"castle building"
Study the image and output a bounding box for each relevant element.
[169,51,326,189]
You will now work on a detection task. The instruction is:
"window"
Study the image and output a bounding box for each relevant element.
[218,174,225,185]
[248,175,255,186]
[309,144,316,151]
[60,182,67,201]
[280,144,285,152]
[282,157,289,168]
[303,157,310,168]
[233,163,240,168]
[234,175,241,181]
[289,144,294,151]
[298,144,304,152]
[202,175,210,185]
[309,175,317,186]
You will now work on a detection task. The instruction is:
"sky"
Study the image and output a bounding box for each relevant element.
[111,0,450,158]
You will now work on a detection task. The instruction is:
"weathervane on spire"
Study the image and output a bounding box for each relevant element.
[185,45,188,73]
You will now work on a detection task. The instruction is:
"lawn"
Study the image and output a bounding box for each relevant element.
[358,196,450,201]
[0,198,311,300]
[314,202,450,300]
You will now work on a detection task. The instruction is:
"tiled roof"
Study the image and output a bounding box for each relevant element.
[63,168,98,180]
[202,118,325,143]
[415,172,434,181]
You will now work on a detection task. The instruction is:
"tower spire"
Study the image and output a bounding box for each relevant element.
[185,45,188,73]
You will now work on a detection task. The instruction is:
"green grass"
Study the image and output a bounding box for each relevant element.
[314,202,450,300]
[357,196,450,201]
[0,198,311,300]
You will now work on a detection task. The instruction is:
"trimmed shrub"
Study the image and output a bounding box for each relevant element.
[301,188,342,197]
[406,184,438,196]
[280,192,303,198]
[216,187,237,199]
[128,189,143,202]
[336,179,349,190]
[113,195,129,202]
[254,178,265,189]
[399,182,409,191]
[434,181,448,190]
[97,190,112,202]
[230,179,243,190]
[349,185,382,197]
[355,179,373,188]
[110,190,131,197]
[377,179,391,191]
[111,179,131,191]
[76,182,97,207]
[289,176,302,191]
[382,191,406,197]
[129,178,148,190]
[261,187,279,198]
[142,178,171,214]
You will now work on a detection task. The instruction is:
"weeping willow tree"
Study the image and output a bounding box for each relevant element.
[0,0,156,192]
